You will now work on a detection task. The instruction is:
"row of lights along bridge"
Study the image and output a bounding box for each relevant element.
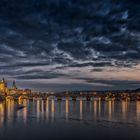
[1,78,140,101]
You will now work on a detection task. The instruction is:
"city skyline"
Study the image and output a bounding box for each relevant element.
[0,0,140,91]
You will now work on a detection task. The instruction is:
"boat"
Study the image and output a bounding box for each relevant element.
[16,104,25,110]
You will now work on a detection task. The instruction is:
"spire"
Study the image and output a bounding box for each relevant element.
[1,78,5,83]
[12,80,17,90]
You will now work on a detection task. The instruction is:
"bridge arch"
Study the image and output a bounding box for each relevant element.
[6,96,14,100]
[18,95,28,100]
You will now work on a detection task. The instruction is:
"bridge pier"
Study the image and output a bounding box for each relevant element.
[72,96,77,101]
[57,96,62,101]
[86,96,91,101]
[14,98,19,102]
[42,96,47,100]
[28,96,34,101]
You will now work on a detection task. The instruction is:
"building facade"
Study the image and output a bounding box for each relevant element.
[0,78,31,95]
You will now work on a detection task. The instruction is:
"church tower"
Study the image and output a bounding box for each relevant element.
[0,78,8,95]
[12,81,17,90]
[1,78,5,83]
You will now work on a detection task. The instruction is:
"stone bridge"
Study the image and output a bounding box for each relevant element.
[1,92,139,101]
[2,93,102,101]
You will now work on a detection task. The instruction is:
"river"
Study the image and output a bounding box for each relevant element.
[0,98,140,140]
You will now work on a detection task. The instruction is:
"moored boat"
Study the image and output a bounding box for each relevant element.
[16,104,25,110]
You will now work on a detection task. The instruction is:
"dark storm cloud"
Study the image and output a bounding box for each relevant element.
[14,72,66,80]
[75,77,140,89]
[86,79,140,86]
[0,0,140,90]
[69,61,113,67]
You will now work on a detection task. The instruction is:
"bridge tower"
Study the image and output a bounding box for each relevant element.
[12,80,17,90]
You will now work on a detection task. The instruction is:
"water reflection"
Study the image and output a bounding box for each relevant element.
[51,97,54,122]
[6,99,14,123]
[121,101,128,120]
[46,97,49,120]
[80,97,82,120]
[22,99,27,123]
[94,100,97,120]
[36,99,40,120]
[0,99,140,128]
[41,100,44,115]
[0,103,4,127]
[66,97,69,121]
[136,101,140,119]
[98,100,101,116]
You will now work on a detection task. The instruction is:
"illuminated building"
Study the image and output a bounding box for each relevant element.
[0,78,31,95]
[0,78,9,95]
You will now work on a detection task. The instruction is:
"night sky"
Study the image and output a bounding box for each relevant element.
[0,0,140,91]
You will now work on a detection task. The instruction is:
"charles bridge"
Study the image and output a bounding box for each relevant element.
[1,78,140,102]
[1,90,140,102]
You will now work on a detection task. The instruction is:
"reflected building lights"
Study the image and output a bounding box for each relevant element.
[112,101,114,113]
[37,99,40,120]
[7,99,14,124]
[0,96,139,129]
[23,99,27,123]
[94,100,97,120]
[0,103,4,127]
[41,100,44,118]
[122,101,128,119]
[46,97,49,120]
[51,97,54,122]
[66,97,69,121]
[80,97,83,120]
[136,101,140,119]
[122,101,127,113]
[108,101,112,120]
[90,101,92,114]
[98,100,101,116]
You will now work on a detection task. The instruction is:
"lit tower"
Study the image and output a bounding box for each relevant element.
[0,78,8,95]
[12,81,17,90]
[2,78,5,83]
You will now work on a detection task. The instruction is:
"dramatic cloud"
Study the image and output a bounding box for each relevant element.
[0,0,140,91]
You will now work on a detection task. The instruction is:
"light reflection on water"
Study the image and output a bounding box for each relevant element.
[0,99,140,124]
[0,99,140,139]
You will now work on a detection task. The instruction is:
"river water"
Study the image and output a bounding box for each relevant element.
[0,98,140,140]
